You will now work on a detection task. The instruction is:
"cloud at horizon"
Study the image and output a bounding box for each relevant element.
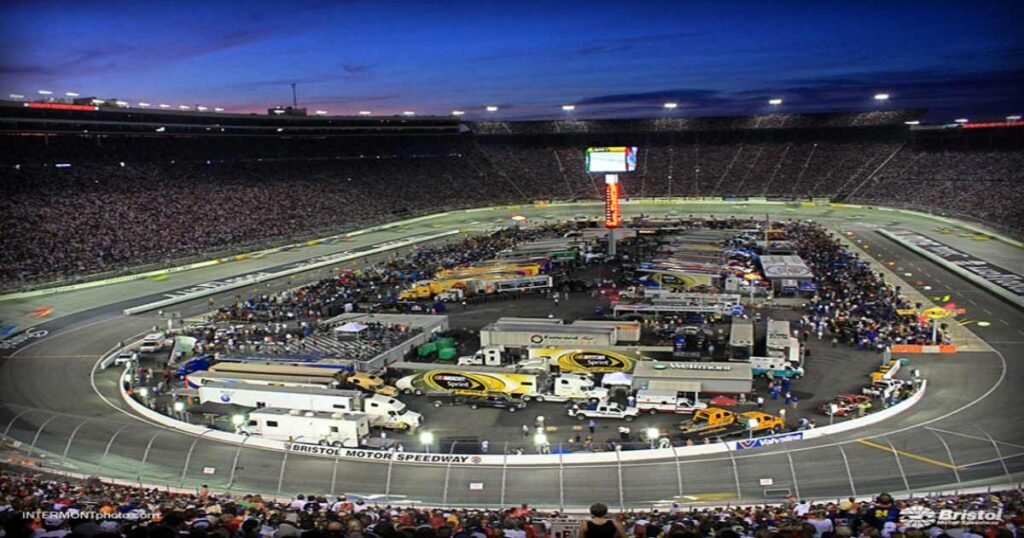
[0,0,1020,121]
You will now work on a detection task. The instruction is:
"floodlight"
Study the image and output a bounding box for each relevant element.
[197,106,208,111]
[663,102,678,109]
[314,110,328,115]
[769,98,783,106]
[38,90,53,95]
[954,118,968,123]
[561,104,575,111]
[1007,115,1021,121]
[451,110,465,116]
[214,107,224,112]
[486,105,499,112]
[419,431,434,444]
[159,104,170,108]
[402,111,415,116]
[65,92,79,97]
[904,121,920,125]
[9,94,25,99]
[138,102,150,107]
[358,110,372,116]
[874,93,890,101]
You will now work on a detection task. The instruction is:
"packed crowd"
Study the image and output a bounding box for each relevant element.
[183,321,417,362]
[210,225,572,324]
[788,223,941,350]
[1,469,1020,538]
[2,119,1020,289]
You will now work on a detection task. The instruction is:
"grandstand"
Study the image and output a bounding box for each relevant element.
[1,102,1021,288]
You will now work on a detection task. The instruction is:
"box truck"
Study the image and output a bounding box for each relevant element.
[237,408,370,447]
[479,322,617,348]
[198,382,421,430]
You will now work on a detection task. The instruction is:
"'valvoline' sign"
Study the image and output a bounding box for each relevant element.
[735,431,803,450]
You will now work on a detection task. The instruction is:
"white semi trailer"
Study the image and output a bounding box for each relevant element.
[198,382,421,430]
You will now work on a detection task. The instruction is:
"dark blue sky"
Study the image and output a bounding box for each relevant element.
[2,0,1021,121]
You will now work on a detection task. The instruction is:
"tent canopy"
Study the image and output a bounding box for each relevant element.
[335,321,368,333]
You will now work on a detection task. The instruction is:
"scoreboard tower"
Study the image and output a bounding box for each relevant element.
[586,147,636,257]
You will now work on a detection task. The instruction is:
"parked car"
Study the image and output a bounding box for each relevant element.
[432,393,526,412]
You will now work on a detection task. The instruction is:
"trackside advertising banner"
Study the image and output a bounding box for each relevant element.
[735,431,804,450]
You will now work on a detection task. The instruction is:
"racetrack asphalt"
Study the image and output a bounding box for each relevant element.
[1,202,1021,509]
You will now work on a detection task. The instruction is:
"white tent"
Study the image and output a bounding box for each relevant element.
[334,321,368,334]
[601,372,633,387]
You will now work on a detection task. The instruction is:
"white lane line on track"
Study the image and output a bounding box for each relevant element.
[960,451,1024,469]
[926,427,1024,451]
[982,308,993,315]
[1000,320,1011,326]
[10,316,119,358]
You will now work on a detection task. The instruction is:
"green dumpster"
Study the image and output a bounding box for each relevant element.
[417,342,437,357]
[437,347,458,361]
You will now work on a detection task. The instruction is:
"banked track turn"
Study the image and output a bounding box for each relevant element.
[1,201,1022,508]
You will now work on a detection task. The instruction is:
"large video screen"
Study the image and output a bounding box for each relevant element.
[586,147,638,173]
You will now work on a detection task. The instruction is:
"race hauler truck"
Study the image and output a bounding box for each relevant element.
[191,363,399,397]
[395,370,607,403]
[237,408,370,447]
[479,322,618,349]
[197,382,422,430]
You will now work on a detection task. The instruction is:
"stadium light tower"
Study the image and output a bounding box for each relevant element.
[954,118,969,124]
[65,92,79,97]
[769,98,783,106]
[214,107,224,112]
[314,110,328,115]
[159,104,170,109]
[874,93,890,101]
[561,104,576,111]
[486,105,499,112]
[358,110,372,116]
[38,90,53,95]
[138,102,150,107]
[451,110,465,116]
[402,111,416,116]
[663,102,678,109]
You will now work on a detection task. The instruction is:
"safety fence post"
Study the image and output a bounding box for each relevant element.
[179,432,211,488]
[63,419,92,460]
[3,408,33,438]
[442,441,456,507]
[97,425,131,476]
[928,429,961,488]
[615,447,625,511]
[786,451,801,500]
[331,452,340,496]
[384,458,394,504]
[722,438,743,501]
[276,450,289,496]
[975,426,1013,484]
[558,447,565,511]
[836,444,857,497]
[225,435,249,491]
[882,436,911,493]
[500,443,508,507]
[137,431,162,486]
[672,445,684,498]
[27,413,61,458]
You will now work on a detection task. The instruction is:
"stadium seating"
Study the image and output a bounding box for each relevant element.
[1,112,1021,288]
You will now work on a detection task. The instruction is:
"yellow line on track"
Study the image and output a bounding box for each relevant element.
[857,439,964,470]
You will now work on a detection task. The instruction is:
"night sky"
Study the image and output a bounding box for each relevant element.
[1,0,1021,121]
